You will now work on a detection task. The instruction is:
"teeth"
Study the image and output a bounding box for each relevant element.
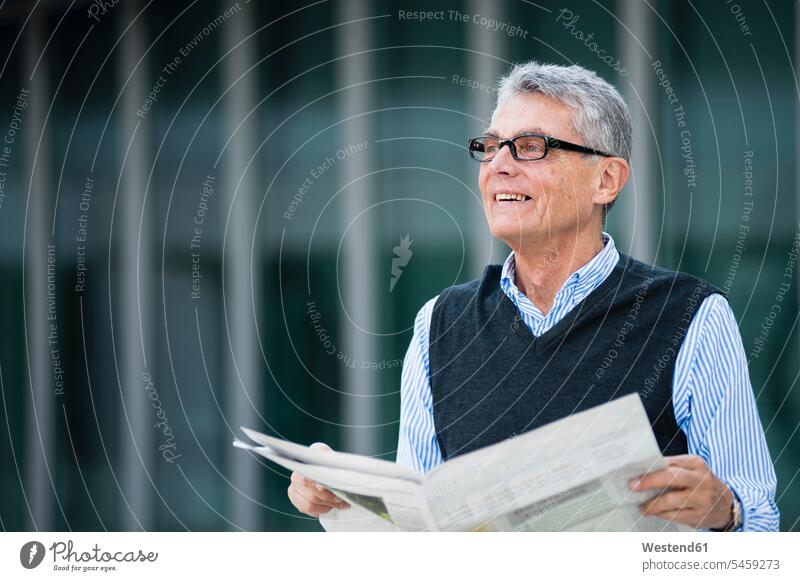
[496,193,529,201]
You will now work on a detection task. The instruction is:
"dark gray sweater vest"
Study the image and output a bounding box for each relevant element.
[429,253,723,460]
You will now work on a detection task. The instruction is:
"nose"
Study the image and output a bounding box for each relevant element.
[487,142,518,176]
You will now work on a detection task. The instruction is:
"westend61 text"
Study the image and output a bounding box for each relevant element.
[642,541,708,552]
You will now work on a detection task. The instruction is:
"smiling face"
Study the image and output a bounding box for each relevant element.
[479,92,605,252]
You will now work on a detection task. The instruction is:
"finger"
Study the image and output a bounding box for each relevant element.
[316,490,350,509]
[293,478,345,506]
[294,499,332,516]
[640,489,694,516]
[289,472,344,504]
[310,442,333,452]
[312,497,344,509]
[288,487,323,516]
[307,487,351,509]
[288,475,347,508]
[313,487,344,505]
[288,487,336,516]
[299,487,343,509]
[631,466,699,491]
[664,454,707,471]
[307,502,336,514]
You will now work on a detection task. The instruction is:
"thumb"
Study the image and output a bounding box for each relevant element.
[309,442,333,453]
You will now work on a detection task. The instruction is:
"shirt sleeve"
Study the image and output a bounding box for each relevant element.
[673,293,780,531]
[396,296,443,475]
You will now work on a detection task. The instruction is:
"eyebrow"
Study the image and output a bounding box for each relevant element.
[483,127,549,138]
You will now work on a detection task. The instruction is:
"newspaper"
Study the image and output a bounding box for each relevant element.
[234,393,693,532]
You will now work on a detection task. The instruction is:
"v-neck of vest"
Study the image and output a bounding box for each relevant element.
[498,253,631,349]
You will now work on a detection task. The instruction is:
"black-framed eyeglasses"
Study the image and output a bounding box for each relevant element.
[468,133,612,162]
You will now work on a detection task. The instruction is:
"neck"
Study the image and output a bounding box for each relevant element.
[511,229,606,316]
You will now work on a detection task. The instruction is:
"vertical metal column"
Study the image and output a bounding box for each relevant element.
[23,10,54,532]
[336,0,379,455]
[618,0,656,263]
[467,0,508,273]
[222,4,261,530]
[119,0,153,531]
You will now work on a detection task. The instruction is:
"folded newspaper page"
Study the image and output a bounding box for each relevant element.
[234,393,693,532]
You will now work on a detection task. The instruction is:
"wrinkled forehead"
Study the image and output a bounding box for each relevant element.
[488,93,576,139]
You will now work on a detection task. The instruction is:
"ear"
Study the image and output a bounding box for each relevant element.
[591,157,629,206]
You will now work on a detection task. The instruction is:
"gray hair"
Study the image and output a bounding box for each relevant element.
[494,61,632,163]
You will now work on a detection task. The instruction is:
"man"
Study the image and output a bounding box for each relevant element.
[288,61,779,531]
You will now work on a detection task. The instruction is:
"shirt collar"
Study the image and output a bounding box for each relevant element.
[500,232,619,300]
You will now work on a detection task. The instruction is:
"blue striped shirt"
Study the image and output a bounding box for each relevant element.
[397,233,779,531]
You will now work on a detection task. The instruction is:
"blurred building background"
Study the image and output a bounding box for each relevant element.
[0,0,798,531]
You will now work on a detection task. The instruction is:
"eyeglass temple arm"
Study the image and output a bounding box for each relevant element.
[545,137,611,157]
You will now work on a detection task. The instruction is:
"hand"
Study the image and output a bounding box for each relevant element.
[287,442,350,517]
[629,454,734,530]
